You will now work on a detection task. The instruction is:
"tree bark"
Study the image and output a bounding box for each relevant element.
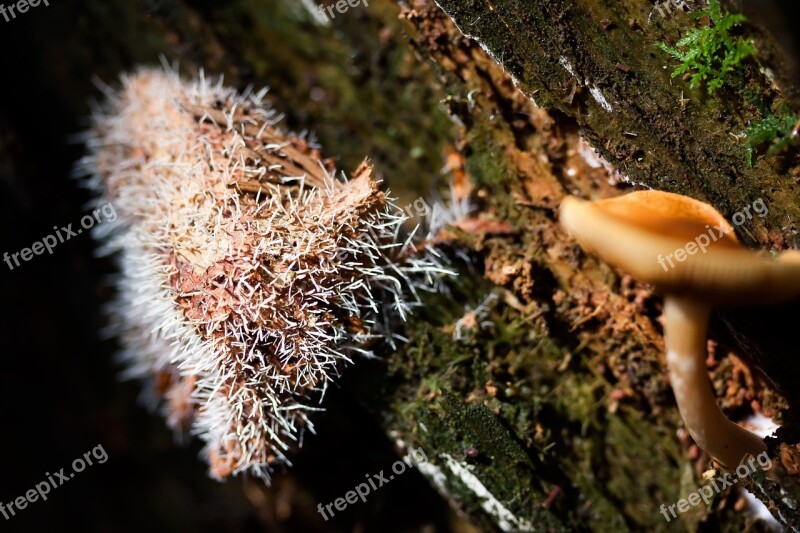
[381,1,800,531]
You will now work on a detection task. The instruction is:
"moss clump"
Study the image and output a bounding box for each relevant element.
[657,0,800,165]
[656,0,755,95]
[744,106,799,166]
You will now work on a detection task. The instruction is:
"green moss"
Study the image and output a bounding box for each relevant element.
[655,0,800,165]
[604,413,686,530]
[656,0,755,95]
[420,392,567,528]
[372,278,687,529]
[464,112,517,192]
[744,106,799,166]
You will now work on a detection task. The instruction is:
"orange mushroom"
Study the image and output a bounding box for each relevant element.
[560,190,800,468]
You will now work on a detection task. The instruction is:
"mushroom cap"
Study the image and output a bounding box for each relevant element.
[560,191,800,305]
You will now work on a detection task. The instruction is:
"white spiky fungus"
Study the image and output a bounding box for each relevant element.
[77,66,451,480]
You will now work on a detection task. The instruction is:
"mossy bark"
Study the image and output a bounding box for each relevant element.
[375,1,800,531]
[3,0,800,531]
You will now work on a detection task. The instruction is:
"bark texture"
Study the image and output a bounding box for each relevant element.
[381,1,800,531]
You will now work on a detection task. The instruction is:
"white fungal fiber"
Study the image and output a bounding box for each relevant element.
[77,65,452,480]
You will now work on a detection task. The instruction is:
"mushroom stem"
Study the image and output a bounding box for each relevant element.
[662,296,767,468]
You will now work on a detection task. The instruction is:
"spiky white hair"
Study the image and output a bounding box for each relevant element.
[77,66,452,480]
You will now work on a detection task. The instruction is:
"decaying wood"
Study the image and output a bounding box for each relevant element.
[362,1,800,530]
